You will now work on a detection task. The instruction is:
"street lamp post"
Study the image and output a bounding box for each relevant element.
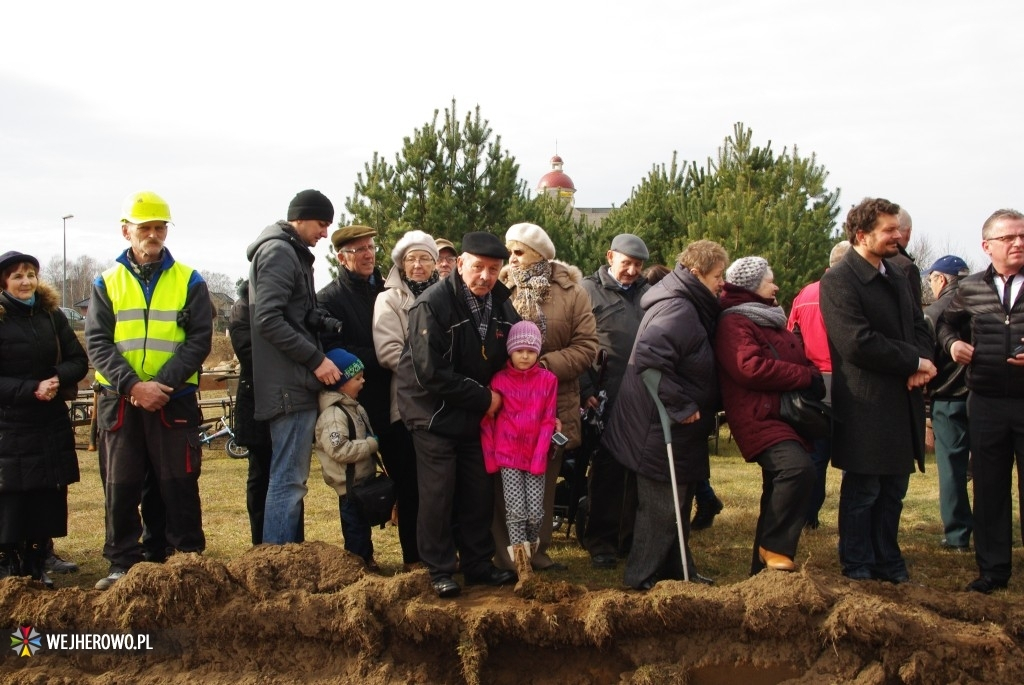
[62,214,73,309]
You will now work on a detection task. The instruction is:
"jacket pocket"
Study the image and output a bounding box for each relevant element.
[96,394,127,432]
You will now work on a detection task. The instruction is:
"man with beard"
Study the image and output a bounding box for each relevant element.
[820,198,936,583]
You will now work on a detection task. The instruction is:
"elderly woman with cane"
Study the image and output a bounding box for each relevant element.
[602,240,728,590]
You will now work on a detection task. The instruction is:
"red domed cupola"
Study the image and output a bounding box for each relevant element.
[537,155,576,200]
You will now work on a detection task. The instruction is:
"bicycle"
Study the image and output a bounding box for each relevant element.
[197,415,249,459]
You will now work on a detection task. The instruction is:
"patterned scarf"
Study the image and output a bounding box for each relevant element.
[461,281,493,339]
[126,248,160,283]
[509,260,552,335]
[403,271,439,299]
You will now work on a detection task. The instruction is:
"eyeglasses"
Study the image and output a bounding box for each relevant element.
[437,256,456,265]
[404,256,435,266]
[339,244,379,256]
[986,234,1024,245]
[510,249,525,257]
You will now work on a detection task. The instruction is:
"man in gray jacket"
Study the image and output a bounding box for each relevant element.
[579,233,649,568]
[246,189,341,544]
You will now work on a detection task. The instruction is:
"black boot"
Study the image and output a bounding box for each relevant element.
[22,541,54,589]
[0,545,20,579]
[691,496,724,530]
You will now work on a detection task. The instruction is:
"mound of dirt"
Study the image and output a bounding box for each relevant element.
[2,542,1022,684]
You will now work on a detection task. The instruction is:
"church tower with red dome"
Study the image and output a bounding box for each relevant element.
[536,155,576,204]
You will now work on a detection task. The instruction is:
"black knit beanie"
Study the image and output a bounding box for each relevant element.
[287,189,334,223]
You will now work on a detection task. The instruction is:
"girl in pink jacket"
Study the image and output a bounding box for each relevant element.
[481,320,558,592]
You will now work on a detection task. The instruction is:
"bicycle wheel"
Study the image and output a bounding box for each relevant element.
[226,437,250,459]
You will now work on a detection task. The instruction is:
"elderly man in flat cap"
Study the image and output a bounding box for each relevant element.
[396,232,520,597]
[578,233,651,569]
[315,226,392,520]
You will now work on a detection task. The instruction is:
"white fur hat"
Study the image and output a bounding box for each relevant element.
[391,230,438,265]
[505,222,555,261]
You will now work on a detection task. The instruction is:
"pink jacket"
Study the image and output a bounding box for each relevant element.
[481,361,559,475]
[787,280,832,373]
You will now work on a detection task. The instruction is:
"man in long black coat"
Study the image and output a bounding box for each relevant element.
[820,197,936,583]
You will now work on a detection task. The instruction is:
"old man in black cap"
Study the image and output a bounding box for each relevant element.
[397,231,519,597]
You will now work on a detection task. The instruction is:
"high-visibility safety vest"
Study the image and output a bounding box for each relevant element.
[93,261,199,387]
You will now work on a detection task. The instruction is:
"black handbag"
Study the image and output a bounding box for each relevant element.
[766,342,833,440]
[347,457,396,528]
[342,411,395,528]
[778,391,832,440]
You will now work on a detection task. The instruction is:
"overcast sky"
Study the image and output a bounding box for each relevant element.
[2,1,1021,295]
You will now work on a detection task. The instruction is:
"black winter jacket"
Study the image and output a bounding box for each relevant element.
[396,271,518,439]
[246,222,326,422]
[924,279,968,400]
[937,265,1024,398]
[579,266,649,404]
[602,265,720,484]
[0,283,86,492]
[316,267,391,432]
[228,279,269,448]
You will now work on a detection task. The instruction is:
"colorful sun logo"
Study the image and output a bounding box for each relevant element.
[10,626,42,657]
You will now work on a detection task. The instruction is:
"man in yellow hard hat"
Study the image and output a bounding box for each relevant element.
[86,191,213,590]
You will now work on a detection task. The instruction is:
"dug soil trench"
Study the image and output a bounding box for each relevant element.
[2,542,1022,684]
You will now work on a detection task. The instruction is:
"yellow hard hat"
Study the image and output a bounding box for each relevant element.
[120,191,172,224]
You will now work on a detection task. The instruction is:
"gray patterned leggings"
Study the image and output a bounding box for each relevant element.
[500,468,545,546]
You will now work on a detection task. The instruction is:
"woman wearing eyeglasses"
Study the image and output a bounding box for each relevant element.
[490,223,598,574]
[372,230,441,571]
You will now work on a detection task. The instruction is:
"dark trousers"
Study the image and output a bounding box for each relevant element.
[967,393,1024,582]
[412,429,495,581]
[379,420,419,564]
[246,441,271,546]
[98,397,205,571]
[582,445,637,557]
[624,474,697,589]
[339,494,373,561]
[933,398,972,548]
[99,438,167,562]
[750,440,815,574]
[837,471,910,580]
[805,436,831,526]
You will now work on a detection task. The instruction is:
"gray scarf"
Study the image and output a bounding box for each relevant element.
[723,301,788,329]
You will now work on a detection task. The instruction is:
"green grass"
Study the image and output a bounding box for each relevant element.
[55,422,1022,597]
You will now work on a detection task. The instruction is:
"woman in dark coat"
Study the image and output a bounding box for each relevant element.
[0,251,87,586]
[603,240,727,590]
[715,257,823,575]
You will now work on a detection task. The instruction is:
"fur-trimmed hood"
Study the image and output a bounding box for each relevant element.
[0,281,61,320]
[499,259,583,289]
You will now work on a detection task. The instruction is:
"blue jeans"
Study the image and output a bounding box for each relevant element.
[339,495,373,561]
[932,399,972,547]
[262,409,316,544]
[694,479,716,504]
[837,471,910,580]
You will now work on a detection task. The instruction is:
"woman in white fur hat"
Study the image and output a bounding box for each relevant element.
[372,229,440,571]
[491,222,598,573]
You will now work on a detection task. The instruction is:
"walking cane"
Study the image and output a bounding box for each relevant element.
[639,368,690,582]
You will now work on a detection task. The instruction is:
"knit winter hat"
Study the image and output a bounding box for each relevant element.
[726,256,771,292]
[287,189,334,224]
[391,230,438,264]
[506,320,543,354]
[505,222,556,261]
[325,348,365,390]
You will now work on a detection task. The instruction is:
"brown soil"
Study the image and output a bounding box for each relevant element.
[2,542,1022,684]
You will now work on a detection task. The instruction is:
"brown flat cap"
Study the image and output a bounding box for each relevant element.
[331,225,376,251]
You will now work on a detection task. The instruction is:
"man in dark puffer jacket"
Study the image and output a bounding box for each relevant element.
[937,208,1024,594]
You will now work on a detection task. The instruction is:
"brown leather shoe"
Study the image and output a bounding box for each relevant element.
[758,546,796,571]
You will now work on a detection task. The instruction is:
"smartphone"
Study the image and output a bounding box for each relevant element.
[551,431,568,447]
[1012,343,1024,357]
